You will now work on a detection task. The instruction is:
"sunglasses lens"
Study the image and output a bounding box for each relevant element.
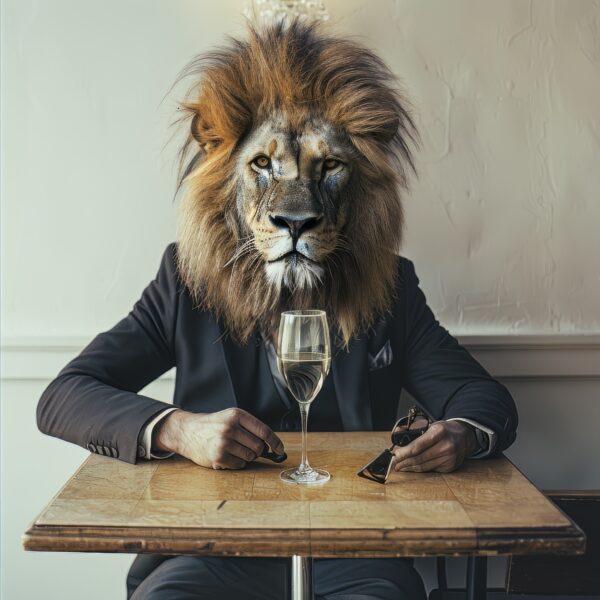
[391,429,422,446]
[357,407,431,484]
[393,416,429,432]
[357,449,393,483]
[391,416,430,447]
[410,417,429,430]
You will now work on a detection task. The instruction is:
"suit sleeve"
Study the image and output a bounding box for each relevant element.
[397,258,518,455]
[36,243,180,464]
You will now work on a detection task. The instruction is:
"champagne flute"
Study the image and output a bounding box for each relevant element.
[277,310,331,485]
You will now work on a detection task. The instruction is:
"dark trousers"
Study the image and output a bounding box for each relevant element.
[127,555,426,600]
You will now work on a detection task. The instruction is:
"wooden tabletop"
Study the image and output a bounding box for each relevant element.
[23,432,585,558]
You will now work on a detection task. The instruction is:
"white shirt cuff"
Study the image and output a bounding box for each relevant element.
[138,407,179,460]
[445,417,497,458]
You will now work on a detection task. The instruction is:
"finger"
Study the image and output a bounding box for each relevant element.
[394,435,459,470]
[392,422,446,462]
[223,439,259,463]
[397,455,454,473]
[237,411,284,453]
[231,427,266,457]
[393,440,450,470]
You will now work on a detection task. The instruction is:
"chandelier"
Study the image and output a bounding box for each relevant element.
[244,0,330,23]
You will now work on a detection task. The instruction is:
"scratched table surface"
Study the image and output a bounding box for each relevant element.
[23,432,585,557]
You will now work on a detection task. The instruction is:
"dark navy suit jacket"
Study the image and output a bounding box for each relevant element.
[37,242,518,463]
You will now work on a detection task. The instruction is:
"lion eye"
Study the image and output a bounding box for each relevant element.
[253,155,271,169]
[323,158,340,170]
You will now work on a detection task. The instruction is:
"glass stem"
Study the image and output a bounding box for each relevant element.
[299,402,311,473]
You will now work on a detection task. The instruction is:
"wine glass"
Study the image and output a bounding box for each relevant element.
[277,310,331,485]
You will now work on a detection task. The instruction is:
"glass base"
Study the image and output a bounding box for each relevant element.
[280,466,330,486]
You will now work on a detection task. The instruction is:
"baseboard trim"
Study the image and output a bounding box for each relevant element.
[2,335,600,381]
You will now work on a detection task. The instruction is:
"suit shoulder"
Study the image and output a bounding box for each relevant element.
[393,254,418,290]
[156,242,181,280]
[160,242,178,270]
[395,254,416,273]
[154,242,185,296]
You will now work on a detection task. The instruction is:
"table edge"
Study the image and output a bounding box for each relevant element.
[22,522,585,558]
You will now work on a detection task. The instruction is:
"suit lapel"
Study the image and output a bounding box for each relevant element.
[210,319,240,410]
[219,321,276,411]
[218,319,375,431]
[332,333,373,431]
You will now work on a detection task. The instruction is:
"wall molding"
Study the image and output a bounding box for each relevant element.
[2,335,600,381]
[455,335,600,380]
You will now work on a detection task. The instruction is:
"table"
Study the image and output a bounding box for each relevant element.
[23,432,585,599]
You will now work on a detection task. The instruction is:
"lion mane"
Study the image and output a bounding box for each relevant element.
[175,19,419,346]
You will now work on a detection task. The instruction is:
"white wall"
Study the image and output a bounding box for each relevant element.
[2,0,599,339]
[2,1,600,599]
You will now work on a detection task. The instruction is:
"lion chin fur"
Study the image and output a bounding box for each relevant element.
[175,19,419,348]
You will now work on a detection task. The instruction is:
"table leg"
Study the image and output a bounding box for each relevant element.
[466,556,487,600]
[291,555,314,600]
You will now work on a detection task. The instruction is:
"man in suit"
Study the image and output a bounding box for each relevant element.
[37,244,518,600]
[36,21,518,600]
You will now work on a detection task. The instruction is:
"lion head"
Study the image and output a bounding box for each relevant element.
[176,20,419,346]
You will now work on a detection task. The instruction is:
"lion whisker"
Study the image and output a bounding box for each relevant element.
[223,239,257,268]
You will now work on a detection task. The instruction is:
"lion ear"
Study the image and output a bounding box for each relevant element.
[176,103,225,188]
[190,110,223,154]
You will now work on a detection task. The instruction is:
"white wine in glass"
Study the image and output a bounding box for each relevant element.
[277,310,331,485]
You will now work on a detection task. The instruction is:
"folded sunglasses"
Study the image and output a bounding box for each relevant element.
[357,405,432,484]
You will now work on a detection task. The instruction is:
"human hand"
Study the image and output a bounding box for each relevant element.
[154,408,285,470]
[391,420,479,473]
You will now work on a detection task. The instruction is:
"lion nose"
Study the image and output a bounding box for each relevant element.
[269,213,322,242]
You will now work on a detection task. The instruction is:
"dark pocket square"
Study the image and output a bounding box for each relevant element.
[368,339,393,370]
